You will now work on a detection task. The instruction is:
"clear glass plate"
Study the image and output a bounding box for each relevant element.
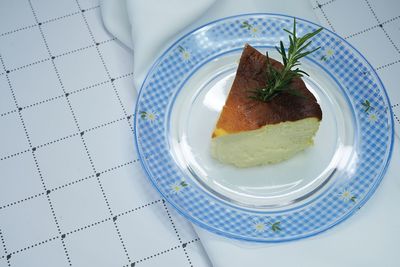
[135,14,394,242]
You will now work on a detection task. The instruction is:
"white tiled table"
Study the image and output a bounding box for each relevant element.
[0,0,208,266]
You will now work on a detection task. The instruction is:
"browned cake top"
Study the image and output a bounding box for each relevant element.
[215,44,322,134]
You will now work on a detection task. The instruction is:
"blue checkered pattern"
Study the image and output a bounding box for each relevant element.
[135,14,393,242]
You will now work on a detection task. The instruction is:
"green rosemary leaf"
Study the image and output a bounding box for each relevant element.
[250,18,323,102]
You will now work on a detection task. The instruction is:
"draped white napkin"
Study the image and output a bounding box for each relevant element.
[100,0,400,266]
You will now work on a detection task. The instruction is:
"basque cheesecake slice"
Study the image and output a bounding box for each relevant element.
[211,44,322,167]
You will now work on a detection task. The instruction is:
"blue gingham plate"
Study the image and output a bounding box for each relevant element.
[134,14,394,242]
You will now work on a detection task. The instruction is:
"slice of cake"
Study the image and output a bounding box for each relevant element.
[211,44,322,167]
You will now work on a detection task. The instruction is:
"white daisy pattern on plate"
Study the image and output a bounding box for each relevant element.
[339,188,357,203]
[252,218,281,233]
[139,110,158,122]
[171,181,188,194]
[178,45,192,62]
[254,221,266,233]
[368,113,378,123]
[320,47,335,61]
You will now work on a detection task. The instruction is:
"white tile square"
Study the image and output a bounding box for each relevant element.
[100,163,160,215]
[0,195,59,252]
[21,97,77,146]
[185,241,211,267]
[98,41,133,78]
[41,14,92,56]
[117,203,180,261]
[84,120,135,172]
[51,178,109,233]
[78,0,100,10]
[30,0,78,23]
[377,64,400,105]
[383,20,400,52]
[8,61,64,107]
[0,0,36,34]
[66,220,126,267]
[69,82,124,130]
[348,27,397,68]
[0,113,29,158]
[369,0,400,22]
[137,245,187,267]
[11,239,69,267]
[55,47,108,92]
[84,8,113,43]
[0,27,49,70]
[166,205,197,244]
[113,76,136,114]
[322,0,377,37]
[35,135,93,189]
[0,152,43,207]
[0,75,15,115]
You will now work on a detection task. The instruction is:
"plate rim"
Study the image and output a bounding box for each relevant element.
[134,13,395,242]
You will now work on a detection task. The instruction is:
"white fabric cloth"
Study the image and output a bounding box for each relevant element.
[101,0,215,88]
[100,0,400,266]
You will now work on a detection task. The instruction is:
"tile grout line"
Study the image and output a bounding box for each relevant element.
[0,52,32,267]
[5,37,116,75]
[0,112,134,163]
[344,15,400,39]
[74,0,133,264]
[39,10,81,25]
[161,200,193,267]
[0,158,139,212]
[116,199,163,218]
[0,236,60,261]
[315,1,336,32]
[54,38,117,60]
[0,149,31,162]
[0,191,46,211]
[393,113,400,125]
[0,228,11,266]
[376,59,400,70]
[7,58,52,73]
[364,0,400,54]
[129,245,181,267]
[1,69,132,121]
[26,1,73,265]
[0,109,17,118]
[0,5,100,38]
[312,0,337,10]
[76,0,135,134]
[124,238,201,267]
[0,200,163,262]
[0,23,37,38]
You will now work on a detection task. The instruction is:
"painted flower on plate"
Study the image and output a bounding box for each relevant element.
[171,181,188,193]
[178,45,191,61]
[254,221,266,233]
[139,111,158,122]
[368,113,378,123]
[339,189,356,203]
[320,47,334,61]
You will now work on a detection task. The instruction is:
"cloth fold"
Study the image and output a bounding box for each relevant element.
[100,0,400,266]
[101,0,216,88]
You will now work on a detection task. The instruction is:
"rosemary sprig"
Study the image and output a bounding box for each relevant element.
[249,18,323,102]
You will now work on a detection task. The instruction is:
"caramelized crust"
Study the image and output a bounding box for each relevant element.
[213,44,322,137]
